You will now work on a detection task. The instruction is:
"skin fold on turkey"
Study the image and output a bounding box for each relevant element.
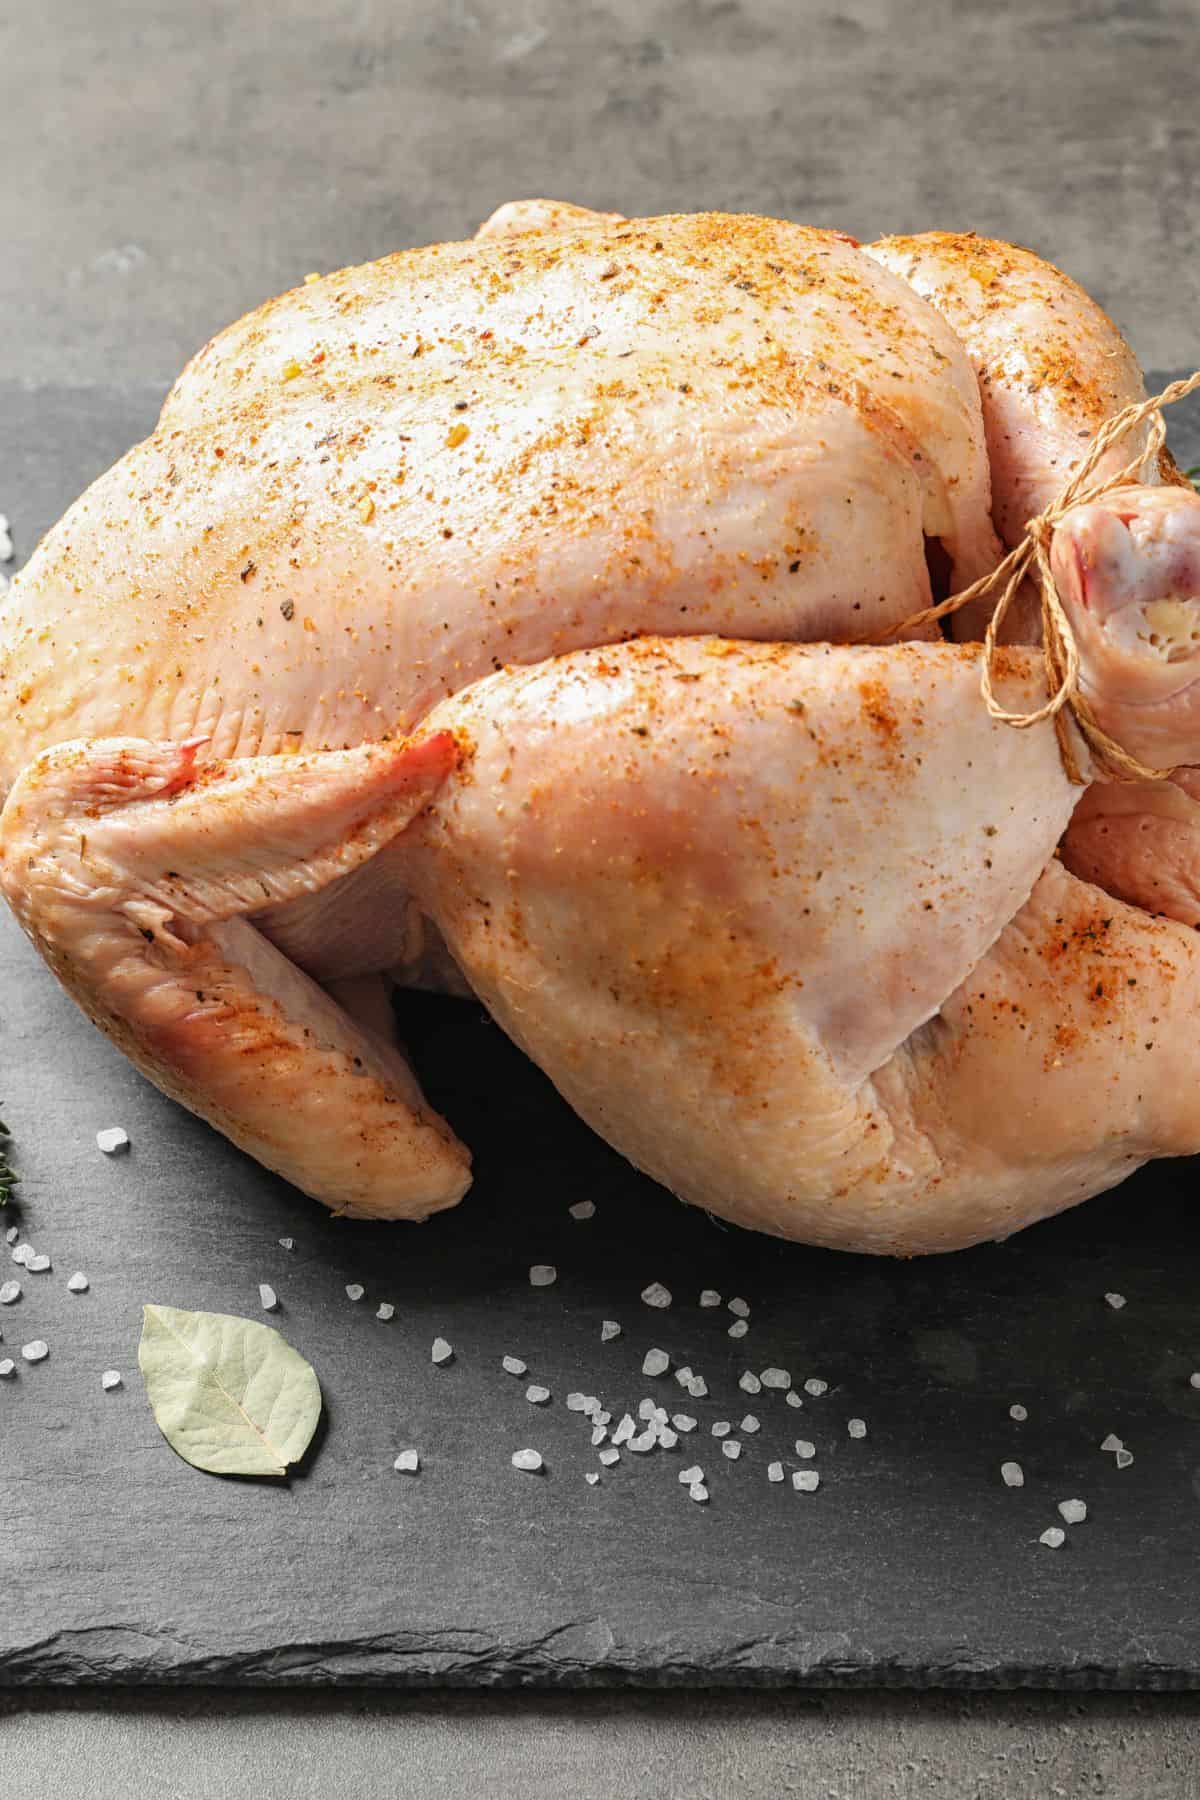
[3,203,1200,1253]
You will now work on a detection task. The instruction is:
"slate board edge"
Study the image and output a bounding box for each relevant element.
[3,1633,1200,1692]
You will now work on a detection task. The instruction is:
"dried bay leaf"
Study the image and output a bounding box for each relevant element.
[138,1304,321,1477]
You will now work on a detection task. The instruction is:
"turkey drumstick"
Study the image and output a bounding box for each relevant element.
[872,229,1200,917]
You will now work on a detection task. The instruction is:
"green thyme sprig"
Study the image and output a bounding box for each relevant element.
[0,1114,17,1207]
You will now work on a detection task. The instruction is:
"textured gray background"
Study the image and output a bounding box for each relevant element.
[4,0,1200,386]
[5,0,1200,1792]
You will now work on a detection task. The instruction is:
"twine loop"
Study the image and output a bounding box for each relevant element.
[893,370,1200,785]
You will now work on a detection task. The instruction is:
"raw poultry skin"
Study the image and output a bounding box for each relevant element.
[3,208,1200,1251]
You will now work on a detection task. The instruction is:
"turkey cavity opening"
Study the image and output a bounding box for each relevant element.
[923,534,954,625]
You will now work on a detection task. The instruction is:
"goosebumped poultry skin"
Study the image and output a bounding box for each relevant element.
[4,205,1200,1250]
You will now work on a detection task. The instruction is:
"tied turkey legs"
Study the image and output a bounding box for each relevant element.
[3,207,1200,1250]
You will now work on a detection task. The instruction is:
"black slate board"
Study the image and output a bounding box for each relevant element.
[3,380,1200,1691]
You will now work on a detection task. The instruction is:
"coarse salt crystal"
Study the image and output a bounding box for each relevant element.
[738,1371,762,1395]
[4,1227,17,1244]
[0,1358,14,1377]
[96,1127,130,1155]
[1104,1292,1126,1310]
[345,1283,364,1302]
[847,1418,867,1440]
[431,1336,453,1364]
[27,1254,50,1274]
[629,1430,655,1453]
[529,1264,557,1287]
[1190,1372,1200,1390]
[10,1245,32,1266]
[376,1303,395,1321]
[612,1414,635,1445]
[785,1390,803,1409]
[591,1425,608,1447]
[679,1464,703,1485]
[1001,1461,1024,1488]
[393,1449,420,1473]
[792,1469,820,1493]
[585,1471,600,1485]
[741,1415,760,1434]
[641,1281,672,1309]
[511,1448,543,1472]
[1100,1433,1124,1454]
[566,1392,587,1411]
[1115,1448,1134,1469]
[1009,1404,1028,1422]
[599,1446,620,1466]
[601,1320,621,1341]
[101,1370,122,1390]
[642,1348,669,1377]
[689,1483,709,1503]
[278,1237,295,1251]
[804,1378,828,1397]
[687,1376,708,1398]
[760,1367,790,1390]
[568,1200,595,1221]
[526,1384,551,1404]
[67,1273,89,1294]
[1058,1498,1087,1524]
[674,1366,694,1386]
[728,1297,750,1318]
[637,1399,657,1421]
[502,1354,527,1376]
[658,1426,678,1449]
[21,1340,48,1363]
[1039,1527,1066,1548]
[699,1289,721,1308]
[258,1283,278,1312]
[672,1414,697,1433]
[767,1461,784,1482]
[727,1319,748,1340]
[711,1420,731,1437]
[721,1439,741,1460]
[795,1439,816,1459]
[0,1280,19,1304]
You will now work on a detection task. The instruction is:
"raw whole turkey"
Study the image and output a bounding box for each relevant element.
[3,203,1200,1253]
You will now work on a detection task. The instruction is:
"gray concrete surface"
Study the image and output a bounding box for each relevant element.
[2,0,1199,389]
[5,0,1200,1792]
[2,1688,1199,1800]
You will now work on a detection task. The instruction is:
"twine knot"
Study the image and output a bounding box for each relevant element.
[893,369,1200,785]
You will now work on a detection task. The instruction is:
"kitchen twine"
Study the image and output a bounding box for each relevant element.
[891,368,1200,786]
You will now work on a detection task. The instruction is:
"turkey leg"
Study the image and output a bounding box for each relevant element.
[397,634,1200,1251]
